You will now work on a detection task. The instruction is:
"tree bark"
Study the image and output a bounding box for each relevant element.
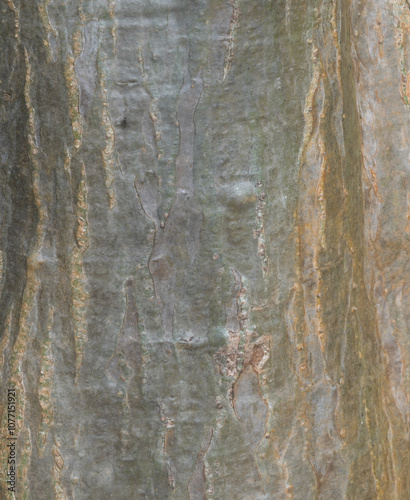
[0,0,409,498]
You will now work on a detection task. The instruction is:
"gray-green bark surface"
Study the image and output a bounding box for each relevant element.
[0,0,409,498]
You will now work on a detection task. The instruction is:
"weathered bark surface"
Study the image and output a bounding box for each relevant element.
[0,0,409,498]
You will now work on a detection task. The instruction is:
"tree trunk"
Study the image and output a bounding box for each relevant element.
[0,0,409,498]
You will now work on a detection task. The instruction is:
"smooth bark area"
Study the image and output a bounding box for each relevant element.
[0,0,409,498]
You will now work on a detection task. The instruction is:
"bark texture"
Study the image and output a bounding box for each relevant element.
[0,0,409,498]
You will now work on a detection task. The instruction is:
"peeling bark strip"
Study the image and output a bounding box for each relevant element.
[0,0,409,498]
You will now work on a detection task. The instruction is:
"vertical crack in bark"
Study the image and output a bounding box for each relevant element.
[105,278,143,457]
[175,70,203,195]
[52,442,68,499]
[99,59,117,210]
[18,428,32,497]
[71,164,89,384]
[37,0,58,63]
[212,265,271,496]
[292,2,363,496]
[2,48,47,497]
[65,21,84,151]
[108,0,118,54]
[37,307,54,457]
[188,428,213,500]
[232,366,268,497]
[391,0,410,105]
[254,188,268,277]
[298,44,322,166]
[0,311,12,377]
[158,401,177,492]
[213,270,247,380]
[6,0,20,42]
[146,69,204,340]
[339,1,398,497]
[223,0,240,81]
[375,275,409,422]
